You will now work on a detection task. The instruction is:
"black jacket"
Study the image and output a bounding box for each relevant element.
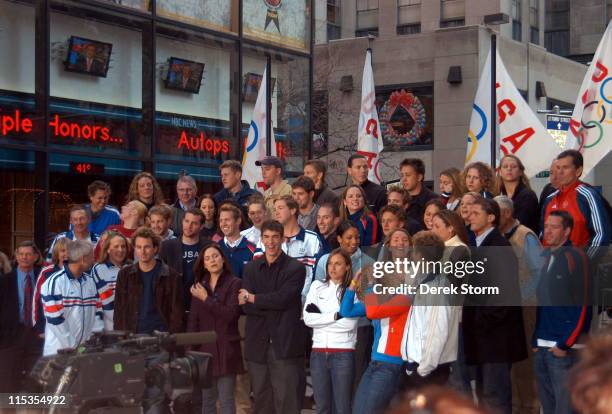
[360,180,387,215]
[406,185,439,224]
[502,182,539,234]
[0,266,42,348]
[242,252,307,363]
[159,237,209,278]
[462,228,527,364]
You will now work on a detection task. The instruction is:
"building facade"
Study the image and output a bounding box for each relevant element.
[0,0,314,254]
[313,0,611,200]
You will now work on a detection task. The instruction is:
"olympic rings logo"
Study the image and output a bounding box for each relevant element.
[466,104,488,162]
[573,76,612,151]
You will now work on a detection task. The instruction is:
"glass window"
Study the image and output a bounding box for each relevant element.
[440,18,465,28]
[398,0,420,26]
[155,162,221,202]
[242,47,310,174]
[357,0,378,30]
[243,0,311,52]
[529,0,539,29]
[0,148,35,253]
[96,0,149,12]
[155,26,234,165]
[0,0,39,147]
[513,21,522,41]
[48,153,142,237]
[49,5,145,156]
[327,0,341,41]
[397,23,421,35]
[156,0,235,33]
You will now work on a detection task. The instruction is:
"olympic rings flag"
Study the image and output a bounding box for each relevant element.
[357,49,384,184]
[466,50,492,166]
[242,66,276,191]
[467,49,563,177]
[569,19,612,178]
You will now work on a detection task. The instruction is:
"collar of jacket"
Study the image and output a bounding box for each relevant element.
[125,259,171,277]
[257,251,288,270]
[541,239,573,258]
[289,226,307,242]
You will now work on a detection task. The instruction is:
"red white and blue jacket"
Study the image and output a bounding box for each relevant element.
[349,210,380,247]
[46,231,100,263]
[90,262,120,331]
[41,266,102,355]
[540,181,610,258]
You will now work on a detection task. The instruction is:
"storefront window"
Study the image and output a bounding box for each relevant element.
[48,153,142,237]
[242,46,310,174]
[243,0,311,52]
[0,0,39,147]
[49,6,144,155]
[96,0,149,12]
[0,148,36,254]
[155,25,234,164]
[156,0,235,33]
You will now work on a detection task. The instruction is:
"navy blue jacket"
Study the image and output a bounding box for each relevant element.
[213,181,259,216]
[533,241,591,350]
[218,237,257,279]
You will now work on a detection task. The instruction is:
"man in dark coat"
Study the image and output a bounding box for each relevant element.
[213,160,259,219]
[0,241,43,392]
[462,198,527,414]
[238,220,307,414]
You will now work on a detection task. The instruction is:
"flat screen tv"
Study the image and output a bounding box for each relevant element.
[243,72,276,103]
[64,36,113,78]
[164,57,205,94]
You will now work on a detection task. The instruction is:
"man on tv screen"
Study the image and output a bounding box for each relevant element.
[75,44,105,75]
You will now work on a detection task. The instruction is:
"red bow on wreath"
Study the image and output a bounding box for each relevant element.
[388,90,414,112]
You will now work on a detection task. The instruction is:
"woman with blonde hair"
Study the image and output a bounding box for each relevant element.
[91,231,131,330]
[497,154,539,233]
[127,172,164,210]
[462,162,497,198]
[32,237,70,327]
[439,168,465,211]
[339,184,380,246]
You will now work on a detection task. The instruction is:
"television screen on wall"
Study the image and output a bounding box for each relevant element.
[64,36,113,78]
[243,72,276,103]
[164,57,205,94]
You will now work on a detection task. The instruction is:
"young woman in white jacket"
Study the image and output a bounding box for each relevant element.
[304,249,359,414]
[400,231,460,389]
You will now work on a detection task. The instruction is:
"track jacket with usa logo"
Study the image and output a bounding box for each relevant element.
[41,266,102,356]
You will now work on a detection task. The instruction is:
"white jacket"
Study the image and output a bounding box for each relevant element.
[401,273,460,377]
[303,280,359,350]
[41,267,102,356]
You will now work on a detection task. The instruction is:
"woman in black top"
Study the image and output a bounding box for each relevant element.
[497,154,539,234]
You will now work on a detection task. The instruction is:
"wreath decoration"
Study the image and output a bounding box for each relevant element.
[379,89,427,146]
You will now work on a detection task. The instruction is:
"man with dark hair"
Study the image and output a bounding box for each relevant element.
[304,159,339,206]
[291,175,319,231]
[171,175,198,235]
[257,156,292,214]
[541,150,610,257]
[114,227,184,334]
[315,202,341,253]
[239,220,307,414]
[347,154,387,215]
[241,195,267,245]
[387,185,423,235]
[0,241,43,391]
[214,160,258,216]
[160,208,208,309]
[47,205,100,262]
[86,180,120,235]
[533,210,591,414]
[218,204,257,279]
[463,198,527,414]
[400,158,439,224]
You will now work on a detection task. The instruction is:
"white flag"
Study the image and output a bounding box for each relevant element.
[357,49,383,184]
[466,49,563,177]
[242,67,276,191]
[568,20,612,177]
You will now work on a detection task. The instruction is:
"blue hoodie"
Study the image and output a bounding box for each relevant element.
[213,180,259,214]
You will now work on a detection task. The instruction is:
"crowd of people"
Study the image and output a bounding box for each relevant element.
[0,151,611,414]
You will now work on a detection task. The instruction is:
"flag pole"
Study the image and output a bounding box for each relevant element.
[265,54,272,156]
[490,33,497,170]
